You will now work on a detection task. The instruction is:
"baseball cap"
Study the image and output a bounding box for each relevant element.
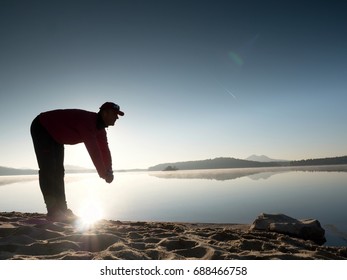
[99,102,124,116]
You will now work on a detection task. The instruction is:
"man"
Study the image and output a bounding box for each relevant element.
[30,102,124,222]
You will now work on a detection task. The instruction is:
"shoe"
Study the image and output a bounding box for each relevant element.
[46,210,67,222]
[64,209,79,220]
[46,209,78,223]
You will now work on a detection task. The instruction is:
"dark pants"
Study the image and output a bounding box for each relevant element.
[30,116,67,214]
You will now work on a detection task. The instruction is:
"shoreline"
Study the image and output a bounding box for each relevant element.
[1,212,346,260]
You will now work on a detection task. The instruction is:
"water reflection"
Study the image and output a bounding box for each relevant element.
[0,175,38,186]
[150,165,347,181]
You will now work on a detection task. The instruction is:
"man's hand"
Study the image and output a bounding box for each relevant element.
[105,170,114,183]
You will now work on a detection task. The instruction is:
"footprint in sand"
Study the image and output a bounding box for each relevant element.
[159,237,198,251]
[59,233,121,252]
[158,237,215,259]
[0,223,18,237]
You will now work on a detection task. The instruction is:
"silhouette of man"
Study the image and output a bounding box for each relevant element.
[30,102,124,222]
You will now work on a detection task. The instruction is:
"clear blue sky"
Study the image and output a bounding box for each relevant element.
[1,0,346,170]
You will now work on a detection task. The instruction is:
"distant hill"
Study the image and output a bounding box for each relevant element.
[148,157,284,171]
[0,166,37,176]
[0,165,96,176]
[289,156,347,166]
[148,155,347,171]
[245,154,289,162]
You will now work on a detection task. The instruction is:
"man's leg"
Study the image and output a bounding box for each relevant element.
[55,142,67,212]
[30,117,65,215]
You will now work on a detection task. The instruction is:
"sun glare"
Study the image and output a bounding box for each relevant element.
[76,200,103,230]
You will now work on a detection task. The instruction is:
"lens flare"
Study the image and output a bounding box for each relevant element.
[228,51,244,66]
[76,199,103,230]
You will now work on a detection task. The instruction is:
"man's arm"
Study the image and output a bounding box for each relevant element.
[84,129,113,183]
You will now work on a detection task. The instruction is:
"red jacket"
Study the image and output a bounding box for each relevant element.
[39,109,112,179]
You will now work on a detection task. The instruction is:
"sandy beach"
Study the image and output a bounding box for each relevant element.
[0,211,346,260]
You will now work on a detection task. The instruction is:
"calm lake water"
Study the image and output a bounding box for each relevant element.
[1,165,347,246]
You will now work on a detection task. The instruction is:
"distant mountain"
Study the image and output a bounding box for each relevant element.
[0,165,96,176]
[246,155,289,162]
[148,155,347,171]
[148,157,284,171]
[0,166,37,176]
